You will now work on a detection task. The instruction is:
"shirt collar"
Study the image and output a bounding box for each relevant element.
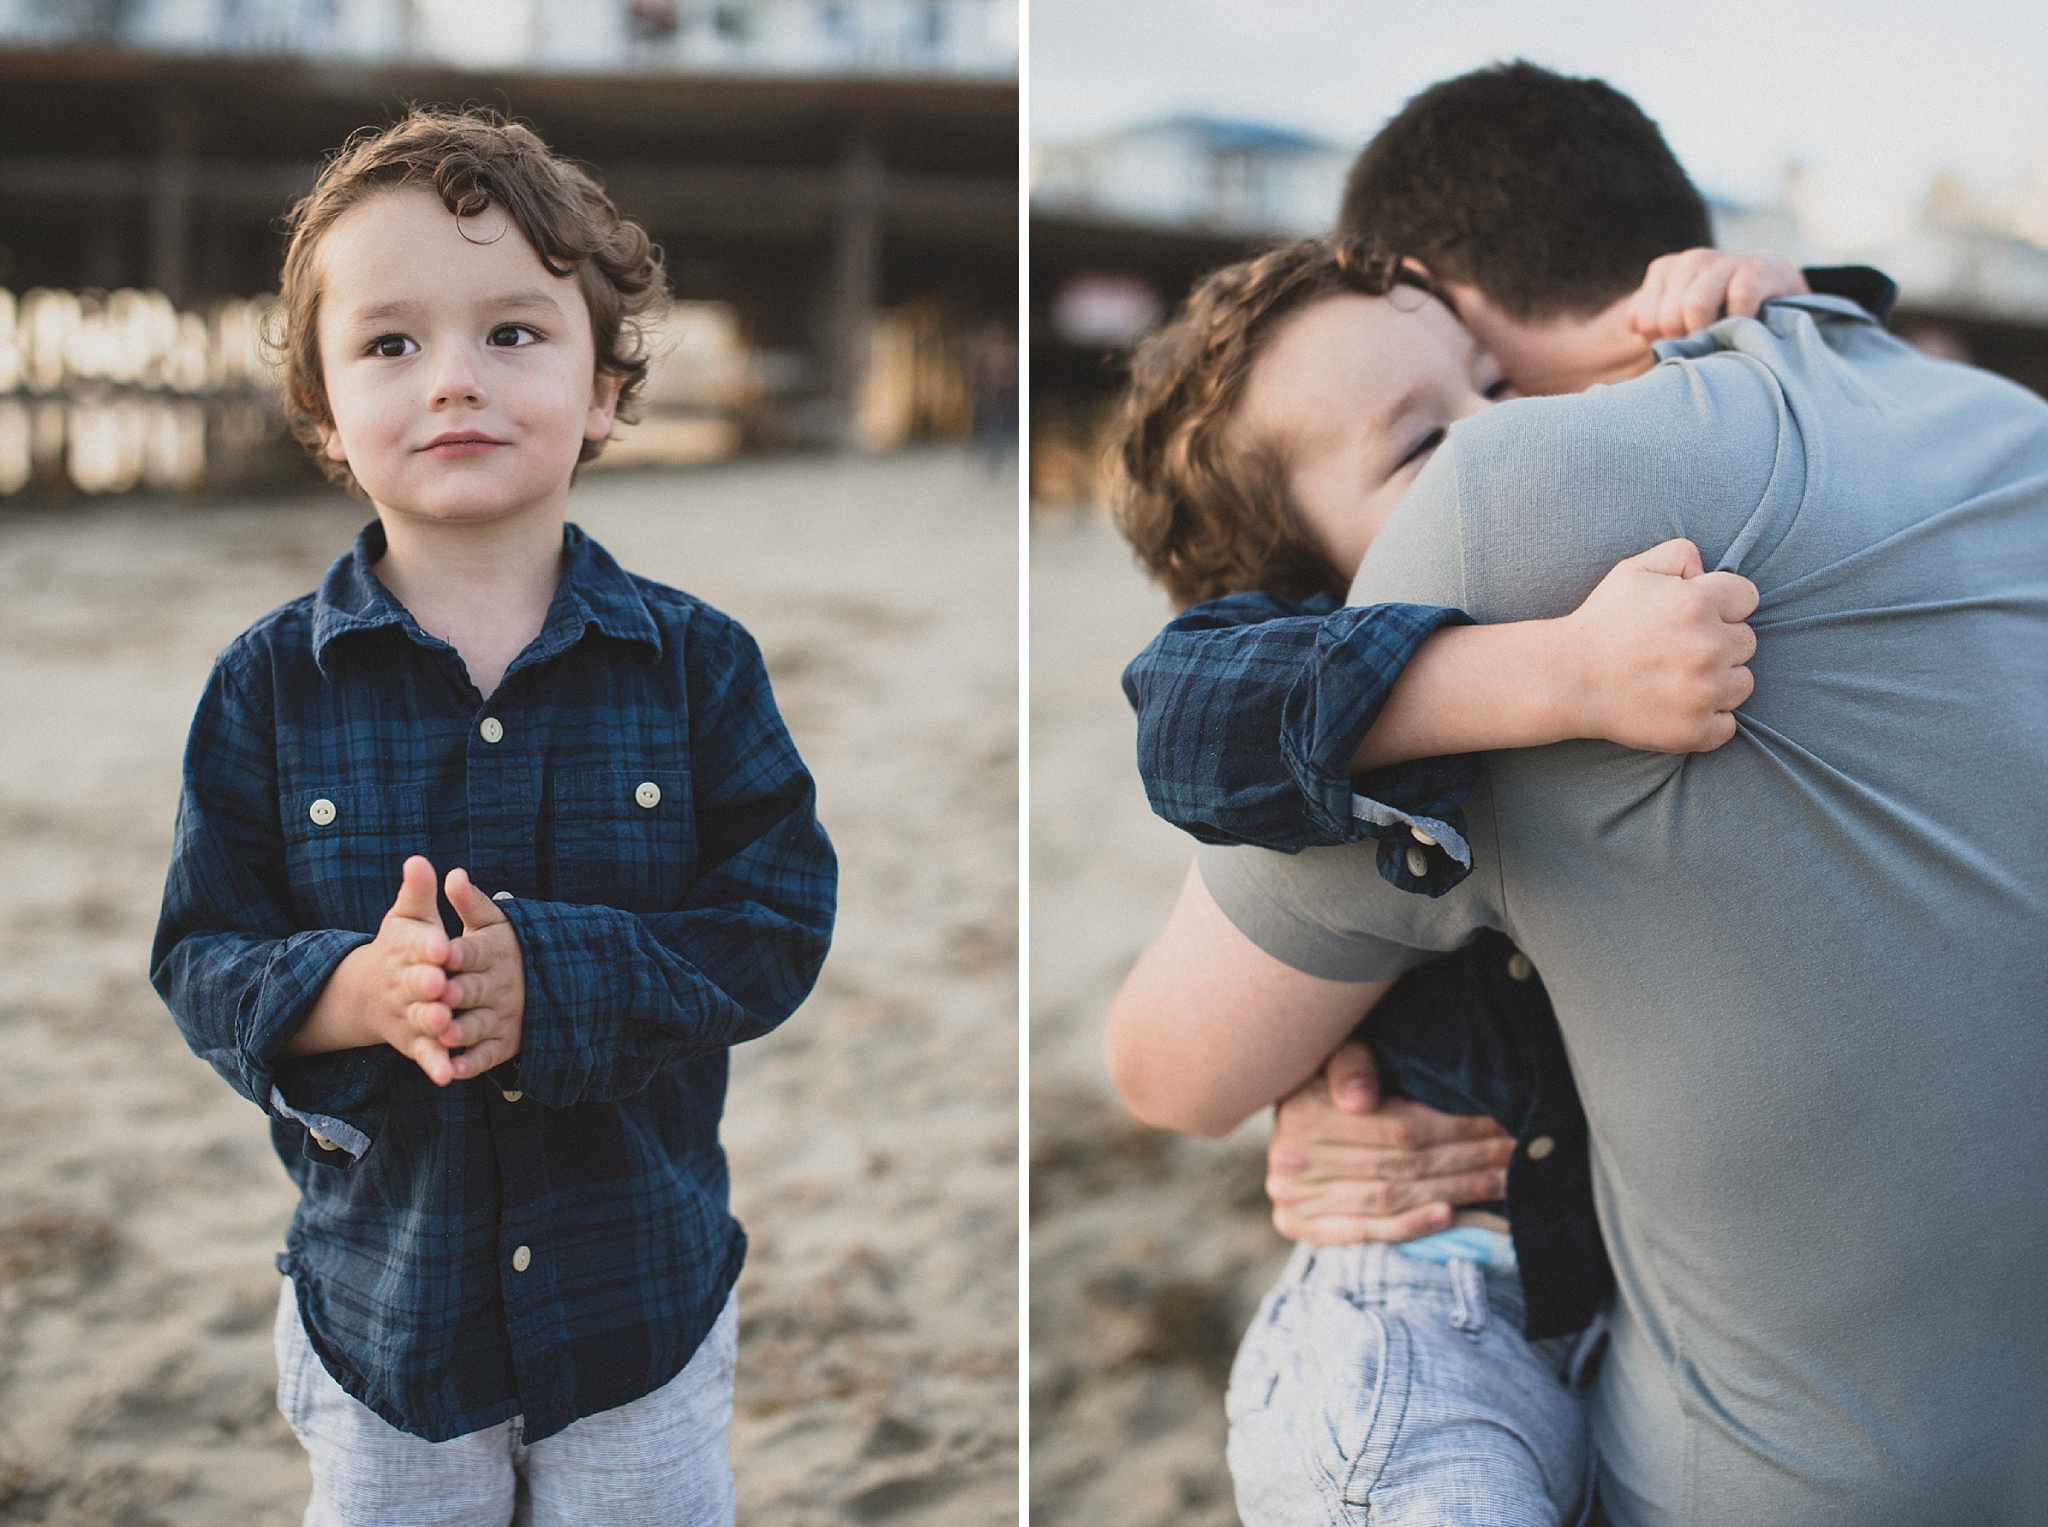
[310,519,663,673]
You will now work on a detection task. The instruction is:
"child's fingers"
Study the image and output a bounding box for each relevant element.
[1630,537,1705,579]
[448,1030,516,1079]
[402,961,448,1003]
[404,1032,456,1087]
[444,867,510,933]
[404,999,454,1038]
[389,854,441,925]
[1695,568,1760,620]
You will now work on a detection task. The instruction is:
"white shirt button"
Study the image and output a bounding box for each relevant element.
[1409,825,1437,847]
[309,1129,338,1151]
[1404,845,1429,878]
[479,717,504,744]
[492,890,515,902]
[1507,952,1536,982]
[501,1090,523,1103]
[308,798,336,827]
[634,781,661,810]
[1525,1135,1556,1161]
[511,1245,531,1272]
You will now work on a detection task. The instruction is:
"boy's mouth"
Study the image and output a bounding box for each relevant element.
[419,431,507,457]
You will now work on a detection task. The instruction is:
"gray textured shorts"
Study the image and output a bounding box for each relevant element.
[274,1279,738,1527]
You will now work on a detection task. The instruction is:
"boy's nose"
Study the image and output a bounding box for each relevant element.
[428,353,487,408]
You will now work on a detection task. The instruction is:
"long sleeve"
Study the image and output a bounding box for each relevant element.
[503,619,836,1109]
[1122,590,1479,895]
[150,659,394,1158]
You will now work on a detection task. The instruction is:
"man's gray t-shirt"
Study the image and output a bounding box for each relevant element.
[1201,297,2048,1525]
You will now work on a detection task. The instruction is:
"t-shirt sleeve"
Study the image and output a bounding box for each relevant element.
[1198,350,1799,977]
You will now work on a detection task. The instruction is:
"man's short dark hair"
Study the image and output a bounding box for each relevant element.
[1340,61,1712,320]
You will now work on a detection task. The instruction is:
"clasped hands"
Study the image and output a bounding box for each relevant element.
[288,854,525,1086]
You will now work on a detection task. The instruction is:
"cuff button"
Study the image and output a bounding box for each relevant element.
[1404,845,1429,878]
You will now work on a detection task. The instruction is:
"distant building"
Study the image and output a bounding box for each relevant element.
[1032,116,1349,238]
[0,0,1017,77]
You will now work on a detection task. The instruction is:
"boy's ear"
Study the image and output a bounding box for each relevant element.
[585,368,624,442]
[319,425,348,464]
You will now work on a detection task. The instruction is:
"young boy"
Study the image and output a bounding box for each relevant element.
[151,109,835,1523]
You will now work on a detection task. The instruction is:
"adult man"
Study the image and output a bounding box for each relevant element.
[1107,66,2048,1526]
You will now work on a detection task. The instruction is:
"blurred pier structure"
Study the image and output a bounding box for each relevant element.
[0,0,1018,495]
[1029,115,2048,511]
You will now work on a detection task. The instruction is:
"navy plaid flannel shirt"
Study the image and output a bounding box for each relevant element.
[151,521,835,1443]
[1122,590,1480,895]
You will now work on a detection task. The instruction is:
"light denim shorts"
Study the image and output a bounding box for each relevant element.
[275,1278,738,1527]
[1225,1241,1593,1527]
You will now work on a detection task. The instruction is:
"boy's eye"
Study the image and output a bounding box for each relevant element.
[369,334,416,359]
[1395,427,1446,472]
[488,324,538,347]
[1484,378,1513,399]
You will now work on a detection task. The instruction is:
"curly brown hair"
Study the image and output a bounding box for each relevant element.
[276,106,667,492]
[1113,236,1441,610]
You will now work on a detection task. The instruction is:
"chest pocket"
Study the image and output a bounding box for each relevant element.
[281,785,428,934]
[547,769,692,912]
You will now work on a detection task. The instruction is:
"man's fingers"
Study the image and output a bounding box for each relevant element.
[1274,1201,1455,1246]
[1322,1042,1379,1114]
[444,867,509,934]
[1270,1125,1517,1185]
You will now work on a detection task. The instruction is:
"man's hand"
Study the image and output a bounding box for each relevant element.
[1556,538,1759,753]
[1267,1042,1515,1244]
[1628,248,1810,341]
[435,867,525,1080]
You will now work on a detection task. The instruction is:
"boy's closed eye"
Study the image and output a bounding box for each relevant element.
[1394,427,1447,474]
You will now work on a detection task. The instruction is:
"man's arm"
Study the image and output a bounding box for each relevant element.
[1104,860,1390,1137]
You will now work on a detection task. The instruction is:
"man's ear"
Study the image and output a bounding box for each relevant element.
[585,368,623,442]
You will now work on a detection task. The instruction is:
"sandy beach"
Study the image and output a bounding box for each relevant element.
[1028,512,1288,1527]
[0,448,1018,1526]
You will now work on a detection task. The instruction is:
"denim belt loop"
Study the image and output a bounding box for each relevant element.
[1448,1257,1489,1334]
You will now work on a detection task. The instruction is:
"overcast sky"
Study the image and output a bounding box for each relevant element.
[1029,0,2048,245]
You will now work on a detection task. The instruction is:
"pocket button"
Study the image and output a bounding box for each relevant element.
[308,798,336,827]
[634,781,661,810]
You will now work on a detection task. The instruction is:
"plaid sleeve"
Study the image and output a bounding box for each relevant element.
[504,619,836,1109]
[1122,592,1481,896]
[149,658,393,1163]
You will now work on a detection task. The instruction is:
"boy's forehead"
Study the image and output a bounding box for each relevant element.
[317,186,576,310]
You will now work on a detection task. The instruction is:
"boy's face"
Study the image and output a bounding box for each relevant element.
[314,186,621,529]
[1232,291,1505,582]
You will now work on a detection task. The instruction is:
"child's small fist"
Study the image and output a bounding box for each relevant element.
[1562,538,1759,754]
[1628,248,1809,340]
